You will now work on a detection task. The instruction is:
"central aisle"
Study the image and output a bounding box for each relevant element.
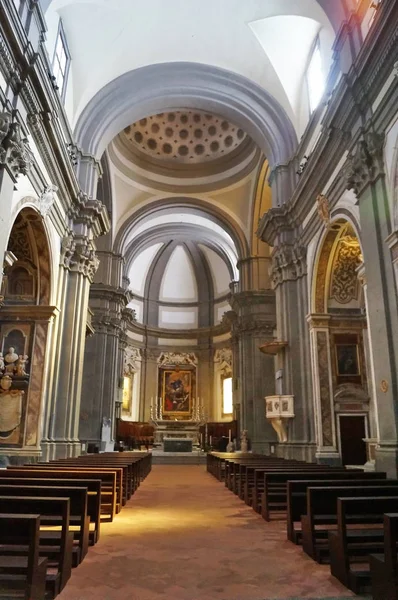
[59,465,355,600]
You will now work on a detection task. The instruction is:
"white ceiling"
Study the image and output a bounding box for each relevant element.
[45,0,335,134]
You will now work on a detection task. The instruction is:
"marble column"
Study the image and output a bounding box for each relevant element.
[346,132,398,477]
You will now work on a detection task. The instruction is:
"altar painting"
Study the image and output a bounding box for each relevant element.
[160,366,195,416]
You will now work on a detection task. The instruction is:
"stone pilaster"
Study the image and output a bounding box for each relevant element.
[228,285,277,453]
[270,242,316,461]
[80,251,133,447]
[41,196,110,459]
[345,131,398,477]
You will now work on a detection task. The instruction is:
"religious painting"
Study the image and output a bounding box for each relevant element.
[159,365,196,417]
[335,344,360,376]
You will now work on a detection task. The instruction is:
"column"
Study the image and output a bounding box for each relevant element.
[228,255,277,453]
[79,251,132,447]
[346,132,398,477]
[41,198,110,459]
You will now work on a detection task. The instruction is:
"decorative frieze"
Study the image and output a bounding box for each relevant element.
[157,351,198,366]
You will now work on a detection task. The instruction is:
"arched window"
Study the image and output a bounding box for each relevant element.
[306,38,325,113]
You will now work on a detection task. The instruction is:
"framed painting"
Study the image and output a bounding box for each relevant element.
[159,365,196,417]
[335,343,360,376]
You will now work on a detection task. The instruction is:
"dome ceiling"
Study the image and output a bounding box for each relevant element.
[122,110,247,164]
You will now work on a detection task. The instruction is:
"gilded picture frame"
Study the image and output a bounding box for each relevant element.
[159,365,196,417]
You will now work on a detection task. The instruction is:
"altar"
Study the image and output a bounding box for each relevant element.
[163,437,192,452]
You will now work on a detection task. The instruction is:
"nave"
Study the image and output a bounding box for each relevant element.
[58,465,357,600]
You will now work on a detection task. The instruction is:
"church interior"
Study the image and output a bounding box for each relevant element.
[0,0,398,598]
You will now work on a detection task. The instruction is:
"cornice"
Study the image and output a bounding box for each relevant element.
[126,319,230,340]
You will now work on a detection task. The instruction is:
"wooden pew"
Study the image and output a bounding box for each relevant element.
[0,496,73,598]
[369,512,398,600]
[255,468,350,517]
[0,475,101,545]
[0,485,89,568]
[286,473,388,543]
[33,464,123,512]
[0,513,47,600]
[6,468,117,522]
[329,495,398,593]
[302,485,398,563]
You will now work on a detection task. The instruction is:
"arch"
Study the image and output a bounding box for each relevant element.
[311,216,363,314]
[74,63,298,170]
[4,206,52,307]
[115,197,249,261]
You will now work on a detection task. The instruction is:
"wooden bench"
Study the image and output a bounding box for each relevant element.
[0,496,73,598]
[286,473,387,543]
[6,468,117,522]
[0,475,101,545]
[0,485,89,568]
[369,512,398,600]
[302,485,398,564]
[0,513,47,600]
[255,469,350,517]
[329,495,398,593]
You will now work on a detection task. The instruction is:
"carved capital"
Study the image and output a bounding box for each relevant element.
[60,235,99,282]
[345,132,385,196]
[271,243,307,287]
[0,114,34,178]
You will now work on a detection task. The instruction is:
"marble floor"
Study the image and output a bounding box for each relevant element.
[58,465,357,600]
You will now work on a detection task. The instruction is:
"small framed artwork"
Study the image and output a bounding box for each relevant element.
[335,344,360,377]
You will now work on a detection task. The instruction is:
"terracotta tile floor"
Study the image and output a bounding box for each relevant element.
[58,465,356,600]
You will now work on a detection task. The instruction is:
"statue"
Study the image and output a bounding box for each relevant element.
[0,353,4,373]
[16,355,28,377]
[240,429,248,453]
[226,439,235,452]
[4,347,18,375]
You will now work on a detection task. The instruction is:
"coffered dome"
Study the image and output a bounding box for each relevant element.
[123,110,247,164]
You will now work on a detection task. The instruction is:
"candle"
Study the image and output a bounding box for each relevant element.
[210,435,212,445]
[228,429,231,442]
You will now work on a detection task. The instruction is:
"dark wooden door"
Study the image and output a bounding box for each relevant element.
[339,415,367,466]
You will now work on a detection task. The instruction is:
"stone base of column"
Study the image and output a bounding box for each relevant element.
[315,450,342,467]
[251,440,276,454]
[375,444,398,478]
[275,442,316,462]
[41,440,82,461]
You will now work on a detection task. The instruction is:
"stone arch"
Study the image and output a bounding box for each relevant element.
[115,197,249,262]
[311,216,363,314]
[74,63,298,170]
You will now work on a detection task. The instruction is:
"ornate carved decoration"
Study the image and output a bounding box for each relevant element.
[271,243,307,288]
[214,348,232,367]
[345,132,384,196]
[39,184,58,217]
[0,114,34,177]
[330,236,363,304]
[60,235,99,283]
[157,352,198,366]
[316,194,330,228]
[124,346,141,375]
